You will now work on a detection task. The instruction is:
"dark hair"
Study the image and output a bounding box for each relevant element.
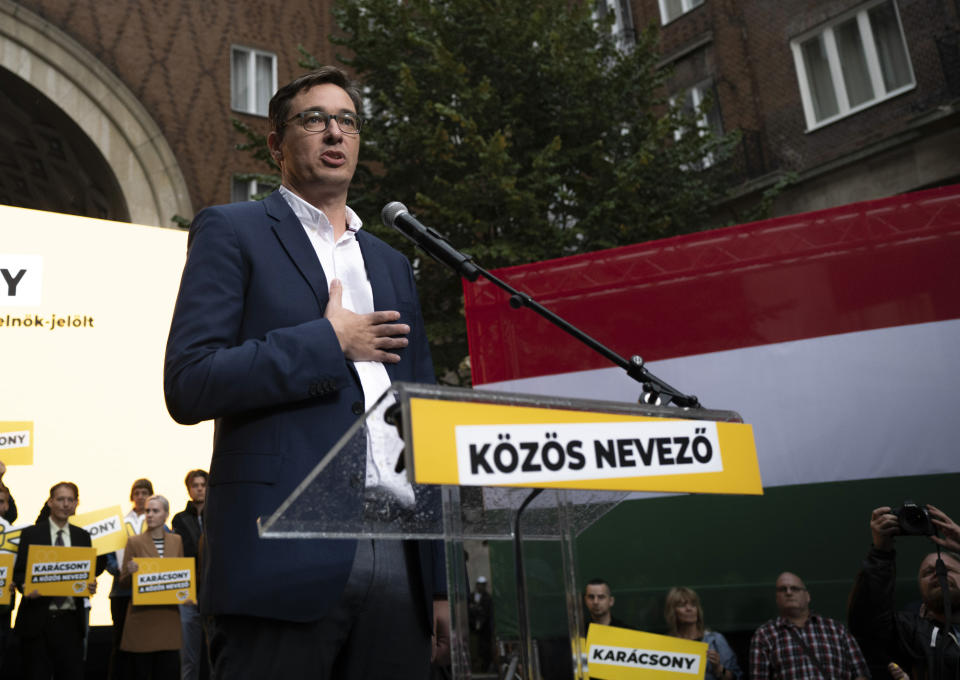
[130,478,154,498]
[185,469,209,487]
[585,577,611,593]
[49,481,79,499]
[269,66,363,142]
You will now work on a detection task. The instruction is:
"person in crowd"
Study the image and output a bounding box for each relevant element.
[0,479,13,673]
[163,65,446,678]
[849,504,960,679]
[665,586,742,680]
[12,481,98,679]
[0,461,16,524]
[469,576,494,672]
[171,470,207,680]
[106,478,154,680]
[120,494,183,679]
[750,571,869,680]
[584,578,631,632]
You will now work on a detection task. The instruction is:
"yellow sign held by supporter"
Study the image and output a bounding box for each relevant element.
[131,557,196,606]
[0,421,33,465]
[586,625,707,679]
[409,398,762,494]
[24,544,96,597]
[0,552,14,590]
[70,506,126,555]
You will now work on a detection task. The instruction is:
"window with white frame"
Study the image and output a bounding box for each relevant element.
[659,0,704,25]
[672,80,723,167]
[791,0,914,130]
[595,0,636,50]
[231,176,273,203]
[231,46,277,116]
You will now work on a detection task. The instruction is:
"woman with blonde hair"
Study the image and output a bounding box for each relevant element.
[120,494,183,678]
[665,586,742,680]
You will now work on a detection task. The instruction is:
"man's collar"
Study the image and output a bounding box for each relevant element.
[278,185,362,235]
[48,516,68,532]
[776,612,818,628]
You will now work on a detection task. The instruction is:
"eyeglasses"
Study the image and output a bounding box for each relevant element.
[776,585,807,593]
[283,110,364,135]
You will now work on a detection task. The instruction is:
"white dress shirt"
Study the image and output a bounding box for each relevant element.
[279,186,414,506]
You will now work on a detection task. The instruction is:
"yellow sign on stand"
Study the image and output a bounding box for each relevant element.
[408,398,761,494]
[131,557,196,606]
[586,625,707,679]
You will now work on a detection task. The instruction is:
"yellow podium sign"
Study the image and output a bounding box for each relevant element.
[70,506,127,555]
[409,398,761,494]
[586,625,707,679]
[131,557,196,606]
[0,552,14,590]
[24,544,96,597]
[0,421,33,465]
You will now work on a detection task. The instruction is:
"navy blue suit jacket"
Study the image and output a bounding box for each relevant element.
[164,191,442,624]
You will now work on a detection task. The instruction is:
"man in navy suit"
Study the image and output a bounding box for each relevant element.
[164,66,447,678]
[12,482,97,680]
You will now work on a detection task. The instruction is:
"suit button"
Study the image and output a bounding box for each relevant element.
[349,473,363,489]
[351,401,364,415]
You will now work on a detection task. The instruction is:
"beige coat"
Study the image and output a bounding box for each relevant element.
[119,531,184,652]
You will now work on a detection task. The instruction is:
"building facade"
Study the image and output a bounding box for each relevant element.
[1,0,339,226]
[2,0,958,227]
[619,0,960,217]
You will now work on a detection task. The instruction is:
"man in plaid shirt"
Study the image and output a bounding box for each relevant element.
[750,572,869,680]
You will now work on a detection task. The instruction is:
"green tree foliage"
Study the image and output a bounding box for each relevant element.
[312,0,739,382]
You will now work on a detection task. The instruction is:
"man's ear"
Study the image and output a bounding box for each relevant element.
[610,596,615,607]
[267,131,283,163]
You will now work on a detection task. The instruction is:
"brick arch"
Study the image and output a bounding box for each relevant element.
[0,0,192,226]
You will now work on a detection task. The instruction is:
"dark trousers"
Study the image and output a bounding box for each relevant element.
[109,595,132,680]
[129,649,180,680]
[209,540,431,680]
[19,609,84,680]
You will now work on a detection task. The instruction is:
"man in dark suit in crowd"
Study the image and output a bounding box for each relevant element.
[172,469,208,680]
[12,481,98,680]
[164,66,447,679]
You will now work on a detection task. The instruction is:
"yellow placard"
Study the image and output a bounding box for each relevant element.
[586,625,707,679]
[0,421,33,465]
[70,506,126,555]
[24,544,96,597]
[409,399,762,494]
[0,552,14,590]
[131,557,196,606]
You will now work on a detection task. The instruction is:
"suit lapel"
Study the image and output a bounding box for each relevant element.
[357,231,399,382]
[265,191,329,309]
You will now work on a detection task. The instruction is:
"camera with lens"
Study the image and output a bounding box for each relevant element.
[891,501,936,536]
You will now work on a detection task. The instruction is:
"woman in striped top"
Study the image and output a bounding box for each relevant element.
[119,495,185,679]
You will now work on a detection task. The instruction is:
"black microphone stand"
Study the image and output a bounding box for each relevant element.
[467,259,700,409]
[453,255,702,680]
[388,211,704,680]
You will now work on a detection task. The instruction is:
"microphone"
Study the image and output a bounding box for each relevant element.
[381,202,480,281]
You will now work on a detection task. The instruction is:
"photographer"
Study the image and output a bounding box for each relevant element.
[849,504,960,679]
